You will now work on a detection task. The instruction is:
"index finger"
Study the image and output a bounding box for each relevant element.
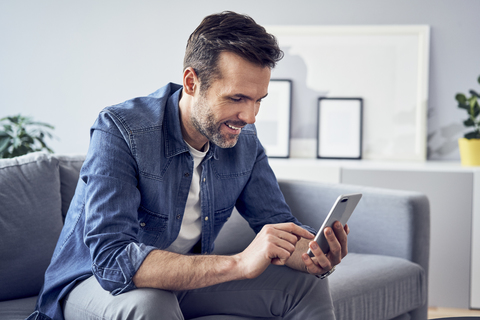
[275,222,315,240]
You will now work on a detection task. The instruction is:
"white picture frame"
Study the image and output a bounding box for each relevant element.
[267,25,430,161]
[255,79,292,158]
[317,98,363,159]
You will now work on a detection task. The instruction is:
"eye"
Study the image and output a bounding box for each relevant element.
[230,97,242,102]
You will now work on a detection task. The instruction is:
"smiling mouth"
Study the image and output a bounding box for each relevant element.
[226,123,242,130]
[224,121,246,132]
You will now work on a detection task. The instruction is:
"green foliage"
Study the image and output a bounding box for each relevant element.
[455,75,480,139]
[0,115,55,158]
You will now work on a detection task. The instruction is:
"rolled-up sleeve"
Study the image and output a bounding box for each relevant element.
[81,111,156,294]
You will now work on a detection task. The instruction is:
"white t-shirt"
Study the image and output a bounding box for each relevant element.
[165,141,209,254]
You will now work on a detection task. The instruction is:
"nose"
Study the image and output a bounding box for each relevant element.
[238,102,259,124]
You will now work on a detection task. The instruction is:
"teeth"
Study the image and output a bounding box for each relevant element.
[226,123,241,130]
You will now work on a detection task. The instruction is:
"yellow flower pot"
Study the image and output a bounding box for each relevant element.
[458,138,480,166]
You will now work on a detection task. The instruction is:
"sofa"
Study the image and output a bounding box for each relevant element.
[0,152,430,320]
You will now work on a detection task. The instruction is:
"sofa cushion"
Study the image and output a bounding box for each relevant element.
[0,153,63,300]
[55,155,85,220]
[0,296,37,320]
[329,253,427,320]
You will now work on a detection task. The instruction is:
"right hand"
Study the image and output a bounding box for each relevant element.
[235,222,314,279]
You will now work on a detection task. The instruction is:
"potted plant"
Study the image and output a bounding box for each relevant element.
[0,115,55,159]
[455,75,480,166]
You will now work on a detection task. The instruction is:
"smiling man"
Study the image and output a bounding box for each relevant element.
[28,11,348,320]
[180,51,270,150]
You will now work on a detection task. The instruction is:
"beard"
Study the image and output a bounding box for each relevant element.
[190,95,246,149]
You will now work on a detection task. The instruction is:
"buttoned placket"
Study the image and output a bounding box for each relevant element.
[199,152,215,254]
[172,152,194,244]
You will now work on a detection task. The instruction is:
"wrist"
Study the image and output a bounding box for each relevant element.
[231,253,248,280]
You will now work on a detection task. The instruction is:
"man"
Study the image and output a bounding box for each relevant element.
[28,11,348,320]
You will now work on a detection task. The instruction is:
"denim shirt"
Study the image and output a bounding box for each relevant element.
[28,83,315,320]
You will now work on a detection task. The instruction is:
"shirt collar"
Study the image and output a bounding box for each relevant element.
[163,85,219,160]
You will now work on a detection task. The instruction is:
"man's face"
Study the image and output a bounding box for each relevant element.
[190,52,271,148]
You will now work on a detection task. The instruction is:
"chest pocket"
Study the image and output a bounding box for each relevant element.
[137,206,169,245]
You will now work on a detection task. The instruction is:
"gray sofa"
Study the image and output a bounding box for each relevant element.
[0,152,430,320]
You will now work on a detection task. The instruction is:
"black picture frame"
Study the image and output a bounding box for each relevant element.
[255,79,292,158]
[317,97,363,159]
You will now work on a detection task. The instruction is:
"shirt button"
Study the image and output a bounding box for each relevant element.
[204,216,209,221]
[140,222,146,227]
[184,172,190,177]
[176,215,181,220]
[203,178,206,182]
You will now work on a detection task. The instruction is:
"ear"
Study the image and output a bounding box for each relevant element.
[183,67,198,97]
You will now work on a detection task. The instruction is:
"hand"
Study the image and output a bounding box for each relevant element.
[301,221,349,277]
[235,223,314,279]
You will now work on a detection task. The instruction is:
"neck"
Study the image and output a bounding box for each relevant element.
[178,90,209,151]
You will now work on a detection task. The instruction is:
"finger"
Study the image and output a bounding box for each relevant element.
[308,241,332,271]
[262,226,303,263]
[302,253,321,274]
[264,226,299,252]
[276,229,302,246]
[324,227,342,265]
[267,242,293,265]
[276,223,315,240]
[332,221,348,258]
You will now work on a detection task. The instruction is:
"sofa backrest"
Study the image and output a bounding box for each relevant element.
[0,153,84,301]
[55,155,86,220]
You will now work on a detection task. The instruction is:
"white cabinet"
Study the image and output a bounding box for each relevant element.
[269,158,480,310]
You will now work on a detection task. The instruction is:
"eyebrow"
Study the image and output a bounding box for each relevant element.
[232,93,269,101]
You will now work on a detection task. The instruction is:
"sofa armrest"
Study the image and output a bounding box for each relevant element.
[278,179,430,273]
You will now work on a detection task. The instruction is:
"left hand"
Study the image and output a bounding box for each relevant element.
[301,221,350,277]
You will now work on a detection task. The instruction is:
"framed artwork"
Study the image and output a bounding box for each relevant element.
[317,98,363,159]
[266,25,430,161]
[255,79,292,158]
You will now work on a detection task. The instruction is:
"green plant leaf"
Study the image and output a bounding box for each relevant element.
[464,118,475,127]
[458,102,469,110]
[465,131,480,139]
[1,124,12,133]
[0,136,11,153]
[474,105,480,118]
[456,93,467,104]
[0,114,55,157]
[470,90,480,98]
[0,130,10,138]
[470,96,478,106]
[22,135,34,145]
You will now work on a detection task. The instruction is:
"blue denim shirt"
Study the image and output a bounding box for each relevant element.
[29,83,315,320]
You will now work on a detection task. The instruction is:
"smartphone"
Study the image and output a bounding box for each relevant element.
[307,193,362,257]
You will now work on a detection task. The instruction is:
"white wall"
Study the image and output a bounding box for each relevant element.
[1,0,479,159]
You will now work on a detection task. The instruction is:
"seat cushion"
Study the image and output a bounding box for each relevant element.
[329,253,427,320]
[0,153,63,300]
[0,296,37,320]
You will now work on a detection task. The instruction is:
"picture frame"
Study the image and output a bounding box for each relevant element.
[317,98,363,159]
[266,25,430,161]
[255,79,292,158]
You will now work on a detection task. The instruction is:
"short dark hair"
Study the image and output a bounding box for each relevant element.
[183,11,283,92]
